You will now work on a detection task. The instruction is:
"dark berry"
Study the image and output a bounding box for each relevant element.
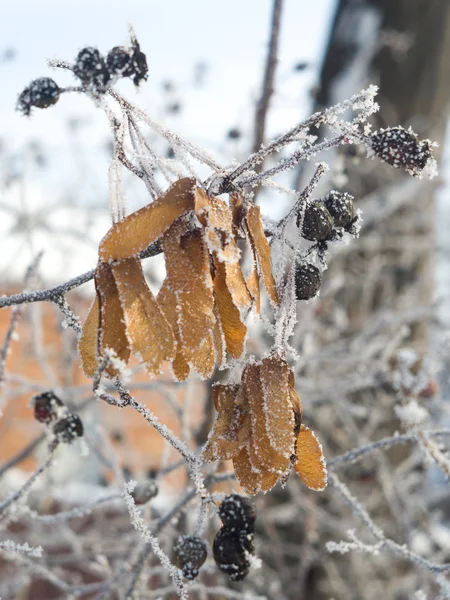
[369,126,432,175]
[298,201,333,242]
[33,391,64,424]
[106,46,132,77]
[294,61,309,72]
[131,481,158,505]
[17,78,60,116]
[323,190,355,228]
[228,128,242,140]
[218,495,256,534]
[53,413,83,443]
[129,37,148,86]
[295,263,322,300]
[73,47,110,90]
[213,527,254,582]
[174,535,207,580]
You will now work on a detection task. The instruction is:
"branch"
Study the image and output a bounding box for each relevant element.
[252,0,284,163]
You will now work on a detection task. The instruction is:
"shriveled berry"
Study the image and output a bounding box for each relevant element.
[131,481,158,505]
[298,202,333,242]
[74,47,110,90]
[33,391,64,424]
[323,190,355,228]
[53,413,83,443]
[106,46,132,77]
[218,495,256,534]
[295,263,322,300]
[213,527,254,582]
[174,535,207,580]
[129,37,148,86]
[17,78,60,116]
[369,126,432,175]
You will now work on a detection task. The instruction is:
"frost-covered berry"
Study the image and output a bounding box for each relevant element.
[106,46,132,77]
[17,78,60,116]
[295,263,322,301]
[174,535,207,580]
[369,126,432,175]
[73,47,110,90]
[129,38,148,86]
[33,391,64,424]
[213,527,254,582]
[298,201,333,242]
[53,413,83,443]
[323,190,355,228]
[218,495,256,534]
[131,480,158,505]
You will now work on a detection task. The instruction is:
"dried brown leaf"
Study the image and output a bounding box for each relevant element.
[245,204,279,306]
[95,262,131,377]
[243,363,290,474]
[294,425,327,491]
[99,178,197,262]
[111,257,175,379]
[79,296,100,378]
[213,258,247,359]
[203,384,244,462]
[259,356,296,458]
[233,446,262,495]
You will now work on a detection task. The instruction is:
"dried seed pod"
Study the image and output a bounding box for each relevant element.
[131,481,158,505]
[173,535,207,580]
[17,78,60,116]
[33,391,64,424]
[298,201,333,242]
[53,414,83,443]
[106,46,132,77]
[323,190,355,228]
[73,47,110,90]
[218,495,256,534]
[213,527,254,581]
[369,126,432,175]
[295,263,322,300]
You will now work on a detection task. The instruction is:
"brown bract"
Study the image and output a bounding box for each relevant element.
[78,177,280,381]
[203,355,327,494]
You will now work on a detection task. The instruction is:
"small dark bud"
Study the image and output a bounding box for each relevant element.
[106,46,132,77]
[294,61,309,72]
[74,47,110,90]
[218,495,256,534]
[53,413,83,443]
[295,263,322,300]
[33,391,64,424]
[17,78,60,116]
[213,527,254,582]
[298,201,333,242]
[369,126,432,175]
[228,128,242,140]
[323,190,355,228]
[131,481,158,505]
[174,535,208,580]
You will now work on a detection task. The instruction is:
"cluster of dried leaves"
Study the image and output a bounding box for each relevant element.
[78,176,327,494]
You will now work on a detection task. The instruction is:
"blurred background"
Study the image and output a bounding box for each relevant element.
[1,1,450,599]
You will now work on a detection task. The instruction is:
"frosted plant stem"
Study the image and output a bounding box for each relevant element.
[0,442,58,517]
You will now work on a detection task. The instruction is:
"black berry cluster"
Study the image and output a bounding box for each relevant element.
[32,391,83,444]
[213,495,256,581]
[369,126,432,176]
[17,78,60,116]
[173,535,207,580]
[323,190,355,228]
